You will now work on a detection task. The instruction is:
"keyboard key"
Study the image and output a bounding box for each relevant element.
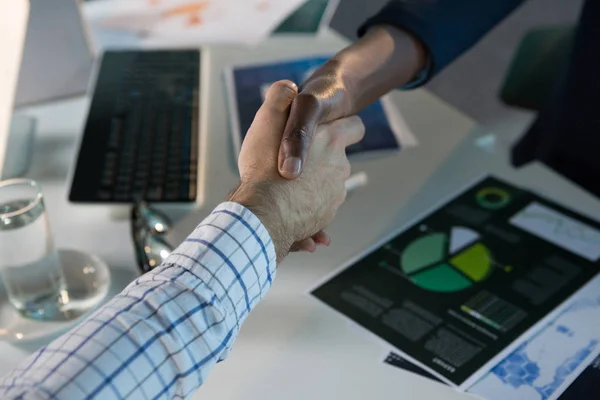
[146,186,163,201]
[114,192,129,202]
[165,191,179,201]
[116,175,131,186]
[105,151,118,163]
[108,119,123,148]
[97,190,112,201]
[166,173,180,183]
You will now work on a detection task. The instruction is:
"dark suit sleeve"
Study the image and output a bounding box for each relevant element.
[358,0,526,86]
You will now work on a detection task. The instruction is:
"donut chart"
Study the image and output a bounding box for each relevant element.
[476,187,511,209]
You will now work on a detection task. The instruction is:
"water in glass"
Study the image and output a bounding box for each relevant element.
[0,180,67,319]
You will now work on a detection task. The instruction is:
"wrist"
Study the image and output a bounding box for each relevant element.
[375,24,428,81]
[327,54,358,103]
[228,182,293,263]
[330,24,427,109]
[301,58,355,120]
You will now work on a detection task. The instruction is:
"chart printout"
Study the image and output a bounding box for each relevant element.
[312,176,600,388]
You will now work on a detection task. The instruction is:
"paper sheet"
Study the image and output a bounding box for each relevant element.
[311,176,600,389]
[557,355,600,399]
[469,274,600,400]
[83,0,308,47]
[386,275,600,399]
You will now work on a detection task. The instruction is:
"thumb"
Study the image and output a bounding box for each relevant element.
[277,93,322,180]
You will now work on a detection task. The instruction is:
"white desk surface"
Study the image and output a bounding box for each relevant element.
[3,30,599,399]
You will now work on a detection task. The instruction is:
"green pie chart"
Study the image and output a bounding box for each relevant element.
[399,227,492,292]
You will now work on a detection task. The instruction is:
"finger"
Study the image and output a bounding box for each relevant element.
[290,238,317,253]
[262,80,298,113]
[246,80,299,145]
[312,230,330,246]
[326,115,366,148]
[278,93,323,179]
[291,232,328,252]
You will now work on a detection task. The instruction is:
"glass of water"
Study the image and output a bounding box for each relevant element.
[0,179,68,319]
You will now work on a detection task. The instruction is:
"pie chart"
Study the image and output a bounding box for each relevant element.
[399,227,492,292]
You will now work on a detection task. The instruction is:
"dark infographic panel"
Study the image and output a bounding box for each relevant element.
[313,176,600,385]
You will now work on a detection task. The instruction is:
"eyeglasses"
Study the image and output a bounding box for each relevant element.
[130,202,174,274]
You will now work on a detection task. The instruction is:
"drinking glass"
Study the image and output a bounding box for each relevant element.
[0,179,68,319]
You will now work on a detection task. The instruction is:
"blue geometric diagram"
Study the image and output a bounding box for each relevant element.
[492,347,540,389]
[492,339,599,400]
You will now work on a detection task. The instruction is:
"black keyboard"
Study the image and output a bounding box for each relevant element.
[69,50,200,203]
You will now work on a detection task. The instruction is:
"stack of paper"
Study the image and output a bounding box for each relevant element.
[469,276,600,400]
[386,275,600,400]
[310,174,600,398]
[83,0,308,48]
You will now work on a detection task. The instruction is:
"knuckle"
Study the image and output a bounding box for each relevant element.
[296,92,322,109]
[340,186,348,203]
[330,115,365,138]
[290,126,311,141]
[335,188,347,208]
[323,125,345,147]
[325,123,346,147]
[349,115,365,128]
[330,116,350,131]
[327,130,344,148]
[334,162,348,177]
[327,119,344,136]
[295,93,326,119]
[343,163,351,179]
[328,175,348,206]
[354,116,366,136]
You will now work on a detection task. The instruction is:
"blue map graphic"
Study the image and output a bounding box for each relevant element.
[471,289,600,400]
[492,337,597,399]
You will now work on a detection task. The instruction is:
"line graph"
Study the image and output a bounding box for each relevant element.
[510,202,600,261]
[519,212,600,244]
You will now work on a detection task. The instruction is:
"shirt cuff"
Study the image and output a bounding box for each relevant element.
[164,202,277,333]
[357,11,434,89]
[398,56,432,90]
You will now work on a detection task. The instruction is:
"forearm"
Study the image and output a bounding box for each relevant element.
[303,25,426,119]
[332,25,427,113]
[0,203,277,400]
[354,0,526,84]
[305,0,527,118]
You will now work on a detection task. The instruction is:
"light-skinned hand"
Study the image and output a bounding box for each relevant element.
[229,80,365,262]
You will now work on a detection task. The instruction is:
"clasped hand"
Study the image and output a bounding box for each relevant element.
[229,80,364,262]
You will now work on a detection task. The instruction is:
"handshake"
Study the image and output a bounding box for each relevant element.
[229,80,364,262]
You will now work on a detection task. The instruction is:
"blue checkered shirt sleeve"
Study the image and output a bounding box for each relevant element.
[0,202,277,399]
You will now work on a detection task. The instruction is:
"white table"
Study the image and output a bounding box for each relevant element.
[4,31,599,400]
